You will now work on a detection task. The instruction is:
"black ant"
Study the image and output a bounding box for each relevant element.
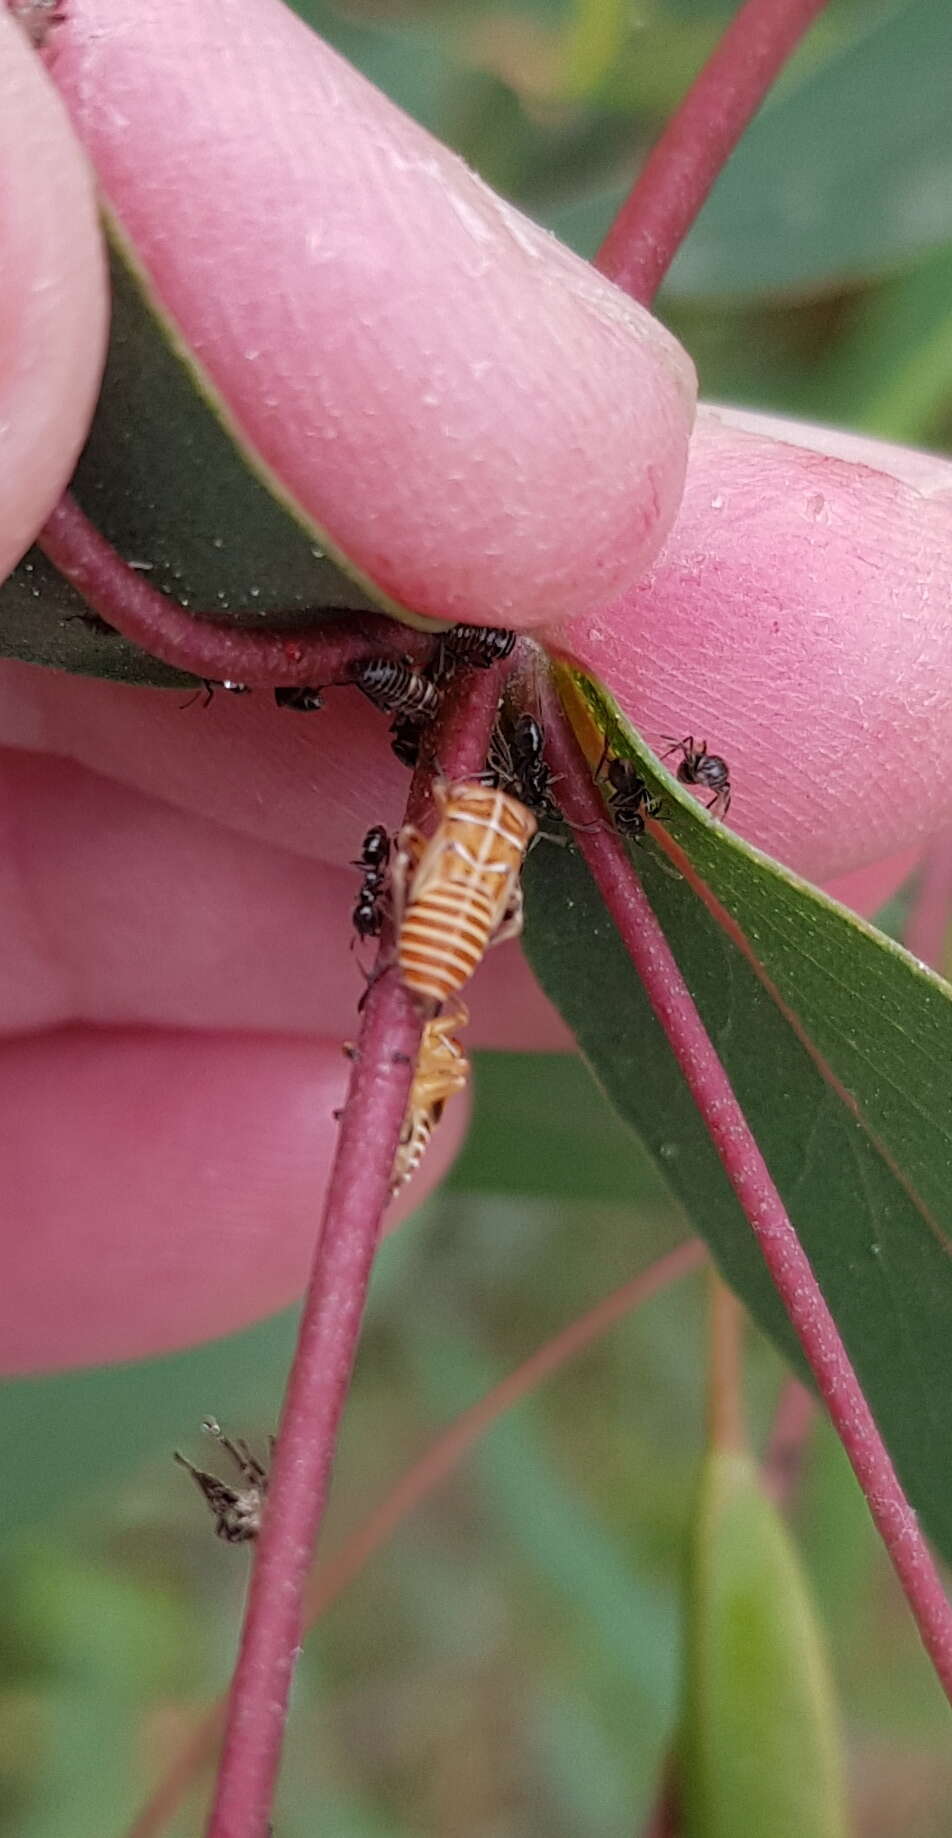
[352,825,391,942]
[490,713,560,821]
[595,746,661,839]
[174,1418,271,1544]
[181,679,251,710]
[274,685,324,712]
[662,735,732,817]
[389,714,428,769]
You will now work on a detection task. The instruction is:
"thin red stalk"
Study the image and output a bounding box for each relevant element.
[596,0,830,305]
[540,680,952,1707]
[638,820,952,1258]
[205,664,509,1838]
[762,1376,816,1512]
[206,966,420,1838]
[905,824,952,974]
[125,1239,705,1838]
[298,1240,705,1624]
[37,492,430,685]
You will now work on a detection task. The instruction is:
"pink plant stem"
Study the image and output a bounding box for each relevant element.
[539,681,952,1707]
[905,824,952,973]
[205,664,509,1838]
[206,967,421,1838]
[125,1239,704,1838]
[596,0,831,305]
[37,492,431,685]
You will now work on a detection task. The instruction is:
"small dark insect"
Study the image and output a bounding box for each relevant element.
[274,685,324,712]
[663,734,732,817]
[63,610,116,637]
[391,713,431,768]
[598,755,661,839]
[174,1418,271,1544]
[181,679,251,711]
[389,714,426,769]
[490,713,559,820]
[351,654,441,720]
[432,623,517,687]
[352,823,391,942]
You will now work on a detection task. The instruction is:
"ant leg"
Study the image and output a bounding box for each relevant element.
[491,885,525,947]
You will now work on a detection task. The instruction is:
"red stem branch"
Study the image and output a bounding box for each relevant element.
[596,0,831,305]
[204,663,509,1838]
[38,493,430,685]
[206,967,420,1838]
[540,679,952,1708]
[125,1239,704,1838]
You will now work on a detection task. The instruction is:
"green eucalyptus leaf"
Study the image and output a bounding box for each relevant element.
[1,222,378,688]
[521,672,952,1565]
[681,1448,847,1838]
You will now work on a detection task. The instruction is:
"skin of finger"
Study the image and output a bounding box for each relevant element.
[0,736,910,1065]
[0,745,572,1047]
[0,1028,468,1372]
[0,13,107,579]
[47,0,695,629]
[550,407,952,884]
[0,627,924,916]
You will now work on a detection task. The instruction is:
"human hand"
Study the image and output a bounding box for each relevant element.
[3,0,951,1373]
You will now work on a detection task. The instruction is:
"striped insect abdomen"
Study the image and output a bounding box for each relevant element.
[390,1004,470,1194]
[390,1107,437,1195]
[398,878,500,1003]
[397,785,536,1004]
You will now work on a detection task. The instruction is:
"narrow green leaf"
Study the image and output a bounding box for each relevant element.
[521,672,952,1565]
[795,242,952,443]
[1,223,378,687]
[450,1050,678,1208]
[681,1448,847,1838]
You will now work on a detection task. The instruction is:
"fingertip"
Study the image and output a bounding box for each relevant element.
[0,1028,468,1372]
[553,409,952,883]
[50,0,694,629]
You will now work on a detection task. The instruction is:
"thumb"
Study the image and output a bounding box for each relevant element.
[0,10,107,580]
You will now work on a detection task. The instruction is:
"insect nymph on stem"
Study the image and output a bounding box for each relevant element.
[390,1002,470,1194]
[351,654,441,720]
[392,781,537,1007]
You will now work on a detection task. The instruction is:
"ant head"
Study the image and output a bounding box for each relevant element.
[607,757,644,794]
[513,713,543,753]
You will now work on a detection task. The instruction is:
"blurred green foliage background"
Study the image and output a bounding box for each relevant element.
[5,0,952,1831]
